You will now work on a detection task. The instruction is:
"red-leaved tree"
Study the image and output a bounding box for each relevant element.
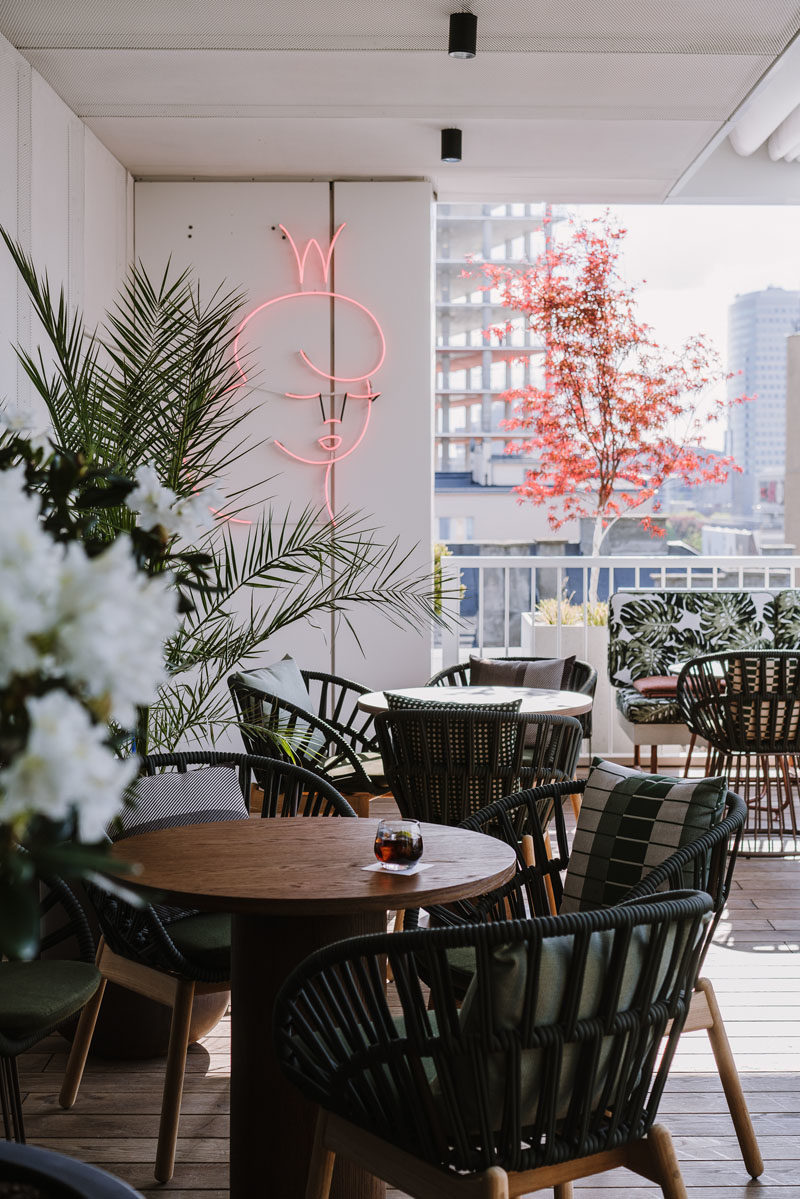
[484,216,749,600]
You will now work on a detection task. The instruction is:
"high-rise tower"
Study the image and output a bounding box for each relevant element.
[727,287,800,517]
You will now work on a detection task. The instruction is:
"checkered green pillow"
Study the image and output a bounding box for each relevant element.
[560,758,727,913]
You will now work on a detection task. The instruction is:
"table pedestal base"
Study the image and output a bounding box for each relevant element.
[231,910,386,1199]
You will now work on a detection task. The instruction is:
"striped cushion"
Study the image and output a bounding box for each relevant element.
[117,766,249,839]
[114,766,249,930]
[560,758,726,913]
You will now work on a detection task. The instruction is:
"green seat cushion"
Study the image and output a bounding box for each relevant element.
[615,685,682,724]
[560,757,726,913]
[167,913,232,973]
[0,961,100,1038]
[324,750,387,789]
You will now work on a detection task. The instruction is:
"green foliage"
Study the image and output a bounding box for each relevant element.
[534,596,608,626]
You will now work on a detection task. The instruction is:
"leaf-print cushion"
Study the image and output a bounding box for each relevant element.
[773,591,800,649]
[608,589,778,687]
[615,686,682,725]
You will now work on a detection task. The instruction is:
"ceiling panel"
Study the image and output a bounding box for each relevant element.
[1,0,799,200]
[23,49,771,122]
[2,0,799,54]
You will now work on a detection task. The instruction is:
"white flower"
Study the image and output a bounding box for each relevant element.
[0,691,137,839]
[0,407,51,456]
[126,462,219,543]
[0,467,60,685]
[126,463,179,533]
[54,537,179,726]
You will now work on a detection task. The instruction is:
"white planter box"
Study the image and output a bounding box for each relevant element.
[520,616,626,756]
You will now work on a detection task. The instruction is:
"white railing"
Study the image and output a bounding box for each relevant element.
[437,554,800,760]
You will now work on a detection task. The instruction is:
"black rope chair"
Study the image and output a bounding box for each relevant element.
[375,708,582,827]
[0,877,99,1144]
[678,650,800,854]
[0,1140,144,1196]
[427,656,598,742]
[60,751,355,1182]
[275,891,712,1199]
[419,779,761,1180]
[228,671,386,813]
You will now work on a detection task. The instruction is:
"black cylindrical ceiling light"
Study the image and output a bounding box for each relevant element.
[441,128,462,162]
[448,11,477,59]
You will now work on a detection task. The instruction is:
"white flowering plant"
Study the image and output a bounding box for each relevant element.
[0,424,217,959]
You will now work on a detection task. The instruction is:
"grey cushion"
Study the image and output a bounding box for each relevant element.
[238,656,325,756]
[560,758,726,914]
[469,654,575,690]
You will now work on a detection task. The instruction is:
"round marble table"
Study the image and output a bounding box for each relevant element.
[358,683,593,718]
[109,817,516,1199]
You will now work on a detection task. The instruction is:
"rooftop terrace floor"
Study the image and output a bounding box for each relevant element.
[17,797,800,1198]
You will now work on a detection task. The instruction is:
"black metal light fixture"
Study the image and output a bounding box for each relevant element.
[441,128,462,162]
[448,10,477,59]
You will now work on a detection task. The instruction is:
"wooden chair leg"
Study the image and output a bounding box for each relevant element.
[633,744,641,767]
[647,1124,687,1199]
[683,733,697,777]
[154,979,195,1183]
[569,792,581,821]
[59,973,108,1109]
[697,977,764,1178]
[554,1182,573,1198]
[306,1109,335,1199]
[524,832,557,916]
[650,744,658,773]
[347,792,372,818]
[482,1167,509,1197]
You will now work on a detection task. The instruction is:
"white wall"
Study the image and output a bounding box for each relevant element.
[134,180,435,688]
[0,32,131,420]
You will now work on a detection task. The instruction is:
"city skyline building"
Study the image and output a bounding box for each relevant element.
[727,286,800,518]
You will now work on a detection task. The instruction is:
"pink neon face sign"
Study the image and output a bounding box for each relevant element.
[232,223,386,524]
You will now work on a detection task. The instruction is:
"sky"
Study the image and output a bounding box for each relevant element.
[566,204,800,448]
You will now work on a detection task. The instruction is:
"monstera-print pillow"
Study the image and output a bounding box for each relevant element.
[609,590,774,686]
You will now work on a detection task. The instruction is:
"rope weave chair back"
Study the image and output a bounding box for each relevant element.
[275,891,712,1176]
[88,752,354,982]
[427,657,598,739]
[678,652,800,849]
[678,650,800,753]
[300,668,378,752]
[375,708,582,826]
[227,675,378,794]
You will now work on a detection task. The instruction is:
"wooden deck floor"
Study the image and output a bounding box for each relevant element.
[17,822,800,1197]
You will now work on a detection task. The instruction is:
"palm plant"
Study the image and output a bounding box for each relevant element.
[2,230,445,753]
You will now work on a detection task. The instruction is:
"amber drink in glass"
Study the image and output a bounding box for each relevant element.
[373,818,423,872]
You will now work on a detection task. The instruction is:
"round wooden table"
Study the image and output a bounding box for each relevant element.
[109,818,516,1199]
[358,684,593,718]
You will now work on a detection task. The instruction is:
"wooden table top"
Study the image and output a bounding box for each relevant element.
[358,684,592,718]
[109,817,517,917]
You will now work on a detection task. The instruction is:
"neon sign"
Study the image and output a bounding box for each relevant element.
[232,223,386,524]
